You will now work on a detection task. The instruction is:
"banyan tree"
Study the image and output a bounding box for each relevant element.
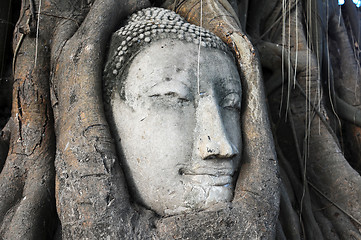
[0,0,360,239]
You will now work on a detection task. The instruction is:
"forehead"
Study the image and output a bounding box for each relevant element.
[124,39,240,94]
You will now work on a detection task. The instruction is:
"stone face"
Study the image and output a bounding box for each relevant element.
[108,38,242,216]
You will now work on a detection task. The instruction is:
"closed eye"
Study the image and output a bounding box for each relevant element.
[164,92,190,102]
[221,93,241,111]
[149,91,191,102]
[147,80,192,101]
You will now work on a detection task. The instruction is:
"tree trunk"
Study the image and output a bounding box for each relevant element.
[0,0,360,239]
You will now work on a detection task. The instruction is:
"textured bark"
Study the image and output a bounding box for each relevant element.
[0,1,56,238]
[0,0,360,239]
[50,1,151,238]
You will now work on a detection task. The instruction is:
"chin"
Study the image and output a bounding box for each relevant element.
[157,184,234,216]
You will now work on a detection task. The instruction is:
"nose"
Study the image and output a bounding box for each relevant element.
[195,95,239,160]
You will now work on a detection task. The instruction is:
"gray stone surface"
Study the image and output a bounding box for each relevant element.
[109,38,242,216]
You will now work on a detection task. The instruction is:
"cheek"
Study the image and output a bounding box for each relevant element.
[141,105,196,161]
[221,110,242,149]
[115,103,197,172]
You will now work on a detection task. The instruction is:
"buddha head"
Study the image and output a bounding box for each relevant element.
[103,7,242,216]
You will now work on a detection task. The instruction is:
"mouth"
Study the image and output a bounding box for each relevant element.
[178,167,235,186]
[178,166,235,176]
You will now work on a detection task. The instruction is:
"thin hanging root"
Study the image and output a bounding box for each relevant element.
[286,0,292,118]
[34,0,42,67]
[196,0,202,95]
[293,1,298,87]
[12,33,24,76]
[281,0,286,118]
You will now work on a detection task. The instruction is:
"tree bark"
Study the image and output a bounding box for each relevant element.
[0,0,361,239]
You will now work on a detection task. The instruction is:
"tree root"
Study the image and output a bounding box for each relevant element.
[50,0,150,238]
[0,1,57,238]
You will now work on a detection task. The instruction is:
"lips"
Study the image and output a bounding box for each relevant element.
[179,166,235,176]
[179,166,235,186]
[186,174,233,186]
